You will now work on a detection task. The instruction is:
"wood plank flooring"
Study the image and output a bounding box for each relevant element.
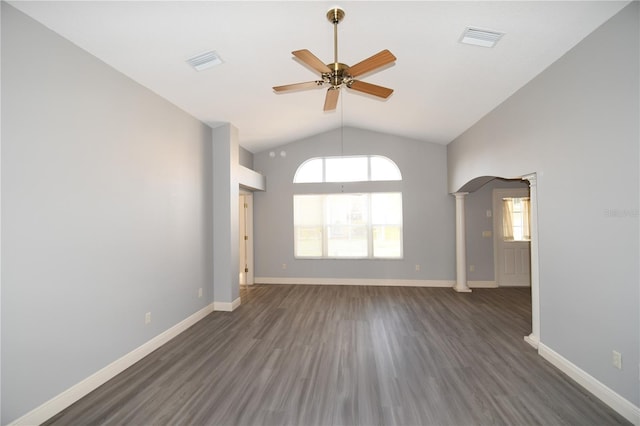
[44,285,630,426]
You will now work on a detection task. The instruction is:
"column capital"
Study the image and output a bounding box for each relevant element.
[521,173,537,186]
[453,191,469,198]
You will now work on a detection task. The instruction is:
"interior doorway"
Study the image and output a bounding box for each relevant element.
[239,192,254,287]
[459,174,539,347]
[493,187,531,287]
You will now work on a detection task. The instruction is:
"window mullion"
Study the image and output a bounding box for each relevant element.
[322,194,328,257]
[367,194,373,258]
[322,158,326,183]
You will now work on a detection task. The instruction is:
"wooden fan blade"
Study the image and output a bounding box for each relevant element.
[348,49,396,77]
[273,81,324,92]
[292,49,331,74]
[324,88,340,111]
[348,80,394,98]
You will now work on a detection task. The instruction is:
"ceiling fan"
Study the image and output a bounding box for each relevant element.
[273,7,396,111]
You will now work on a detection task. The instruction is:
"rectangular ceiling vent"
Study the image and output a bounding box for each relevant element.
[187,50,223,71]
[460,27,504,48]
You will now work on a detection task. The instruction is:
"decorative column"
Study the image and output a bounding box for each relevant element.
[522,173,540,348]
[453,192,471,293]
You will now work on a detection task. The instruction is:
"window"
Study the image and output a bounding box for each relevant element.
[502,197,531,241]
[294,155,401,183]
[293,155,403,259]
[294,193,403,259]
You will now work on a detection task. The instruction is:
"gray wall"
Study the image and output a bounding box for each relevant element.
[1,4,214,423]
[253,127,455,281]
[465,178,528,282]
[239,146,254,169]
[448,2,639,406]
[212,124,240,304]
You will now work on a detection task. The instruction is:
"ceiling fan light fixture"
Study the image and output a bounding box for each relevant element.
[460,27,504,48]
[186,50,223,71]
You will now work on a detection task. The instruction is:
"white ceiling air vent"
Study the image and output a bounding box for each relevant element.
[460,27,504,48]
[186,50,223,71]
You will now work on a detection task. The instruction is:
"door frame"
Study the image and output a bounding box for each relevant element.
[239,191,254,286]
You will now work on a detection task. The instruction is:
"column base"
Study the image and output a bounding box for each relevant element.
[524,333,539,349]
[453,285,472,293]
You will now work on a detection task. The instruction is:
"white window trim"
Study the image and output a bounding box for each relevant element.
[294,155,401,183]
[293,192,403,260]
[293,155,404,260]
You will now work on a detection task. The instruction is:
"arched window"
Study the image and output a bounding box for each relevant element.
[293,155,401,183]
[293,155,403,259]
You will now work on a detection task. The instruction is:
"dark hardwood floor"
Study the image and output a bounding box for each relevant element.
[44,285,630,426]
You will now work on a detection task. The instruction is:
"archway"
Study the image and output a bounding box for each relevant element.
[453,174,540,348]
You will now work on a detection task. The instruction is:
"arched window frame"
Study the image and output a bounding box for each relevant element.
[293,155,402,183]
[293,155,404,259]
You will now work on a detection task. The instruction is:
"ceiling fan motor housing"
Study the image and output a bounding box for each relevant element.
[323,63,351,88]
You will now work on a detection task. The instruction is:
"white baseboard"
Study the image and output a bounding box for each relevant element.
[469,280,498,288]
[524,333,539,349]
[255,278,502,289]
[255,277,456,287]
[213,297,241,312]
[538,342,640,425]
[10,303,215,426]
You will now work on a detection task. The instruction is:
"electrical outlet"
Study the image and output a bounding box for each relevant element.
[282,263,287,270]
[469,265,475,272]
[612,350,622,369]
[415,264,420,271]
[145,312,151,325]
[198,288,203,298]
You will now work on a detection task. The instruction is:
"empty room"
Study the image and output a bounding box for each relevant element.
[1,1,638,425]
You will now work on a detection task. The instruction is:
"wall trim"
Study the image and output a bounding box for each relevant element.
[538,342,640,425]
[213,297,241,312]
[9,303,215,426]
[255,277,456,287]
[468,280,498,288]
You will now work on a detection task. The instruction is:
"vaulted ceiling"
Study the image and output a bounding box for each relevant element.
[9,1,630,152]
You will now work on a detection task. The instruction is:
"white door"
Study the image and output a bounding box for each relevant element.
[493,188,531,287]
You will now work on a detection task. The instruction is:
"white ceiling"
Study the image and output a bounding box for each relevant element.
[9,1,629,153]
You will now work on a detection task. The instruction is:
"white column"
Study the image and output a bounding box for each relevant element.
[522,173,540,348]
[453,192,471,293]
